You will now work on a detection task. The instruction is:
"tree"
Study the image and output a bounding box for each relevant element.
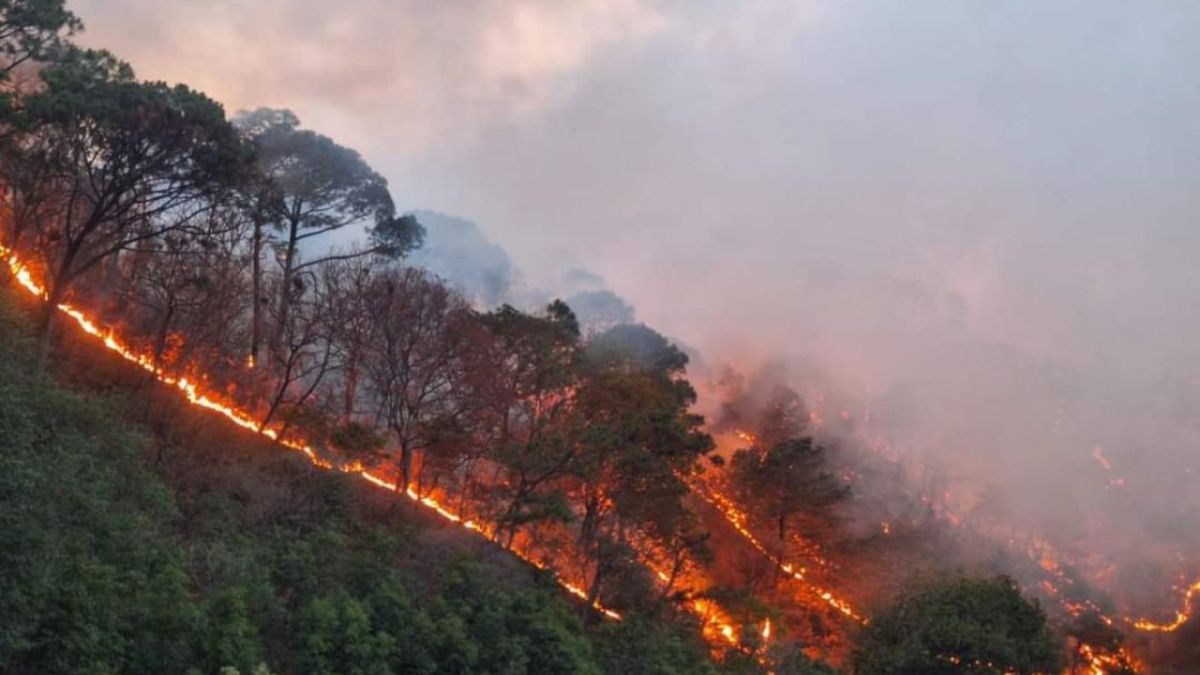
[729,435,848,544]
[0,136,60,257]
[201,590,264,675]
[121,212,250,371]
[851,576,1064,675]
[0,1,79,250]
[257,260,341,433]
[475,301,582,547]
[754,384,809,450]
[0,0,78,80]
[571,323,714,615]
[594,616,719,675]
[15,49,248,365]
[1063,610,1139,675]
[296,593,391,675]
[359,266,472,491]
[233,108,423,360]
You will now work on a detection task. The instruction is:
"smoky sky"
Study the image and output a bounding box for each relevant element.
[71,0,1200,591]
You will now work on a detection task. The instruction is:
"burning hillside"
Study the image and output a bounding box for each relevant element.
[5,229,1198,675]
[2,3,1199,670]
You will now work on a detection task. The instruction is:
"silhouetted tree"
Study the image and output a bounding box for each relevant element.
[15,49,247,366]
[233,108,423,360]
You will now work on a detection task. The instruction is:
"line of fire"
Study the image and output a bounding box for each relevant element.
[3,227,1197,675]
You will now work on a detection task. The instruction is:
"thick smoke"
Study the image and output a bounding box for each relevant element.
[73,0,1200,617]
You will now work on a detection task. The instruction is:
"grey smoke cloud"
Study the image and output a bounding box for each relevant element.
[71,0,1200,603]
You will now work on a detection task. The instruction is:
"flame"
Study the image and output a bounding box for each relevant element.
[734,429,759,446]
[1077,642,1143,675]
[10,244,1193,671]
[1128,575,1200,633]
[687,472,867,624]
[2,245,784,652]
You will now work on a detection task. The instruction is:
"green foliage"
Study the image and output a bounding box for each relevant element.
[585,322,689,382]
[0,0,80,79]
[28,48,245,189]
[593,616,719,675]
[851,576,1063,675]
[0,302,195,673]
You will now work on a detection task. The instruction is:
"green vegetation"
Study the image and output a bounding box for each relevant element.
[851,576,1063,675]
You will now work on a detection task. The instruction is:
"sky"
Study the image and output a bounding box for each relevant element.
[70,0,1200,596]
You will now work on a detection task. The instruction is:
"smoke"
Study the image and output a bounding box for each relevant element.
[70,0,1200,614]
[406,210,521,308]
[399,211,642,336]
[67,0,666,156]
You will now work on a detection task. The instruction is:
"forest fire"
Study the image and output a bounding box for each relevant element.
[2,2,1197,671]
[1,245,619,623]
[9,239,1200,667]
[0,244,788,656]
[688,473,867,624]
[4,236,1196,675]
[1077,643,1144,675]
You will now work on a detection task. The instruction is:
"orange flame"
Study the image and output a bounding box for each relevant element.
[1128,576,1200,633]
[1,244,784,652]
[687,472,867,624]
[1,246,622,620]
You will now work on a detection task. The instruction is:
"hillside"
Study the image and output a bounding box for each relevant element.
[0,291,721,675]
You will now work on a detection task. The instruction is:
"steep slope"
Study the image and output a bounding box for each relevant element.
[0,293,721,675]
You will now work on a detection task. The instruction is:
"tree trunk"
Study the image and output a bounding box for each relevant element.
[578,493,601,546]
[398,442,413,494]
[273,217,300,358]
[343,358,358,419]
[97,249,122,321]
[35,301,57,373]
[582,559,608,624]
[153,304,175,367]
[249,217,263,367]
[35,244,80,372]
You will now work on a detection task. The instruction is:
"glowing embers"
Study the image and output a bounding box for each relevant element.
[1077,642,1144,675]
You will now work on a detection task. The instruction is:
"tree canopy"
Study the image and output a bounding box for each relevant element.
[851,576,1063,675]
